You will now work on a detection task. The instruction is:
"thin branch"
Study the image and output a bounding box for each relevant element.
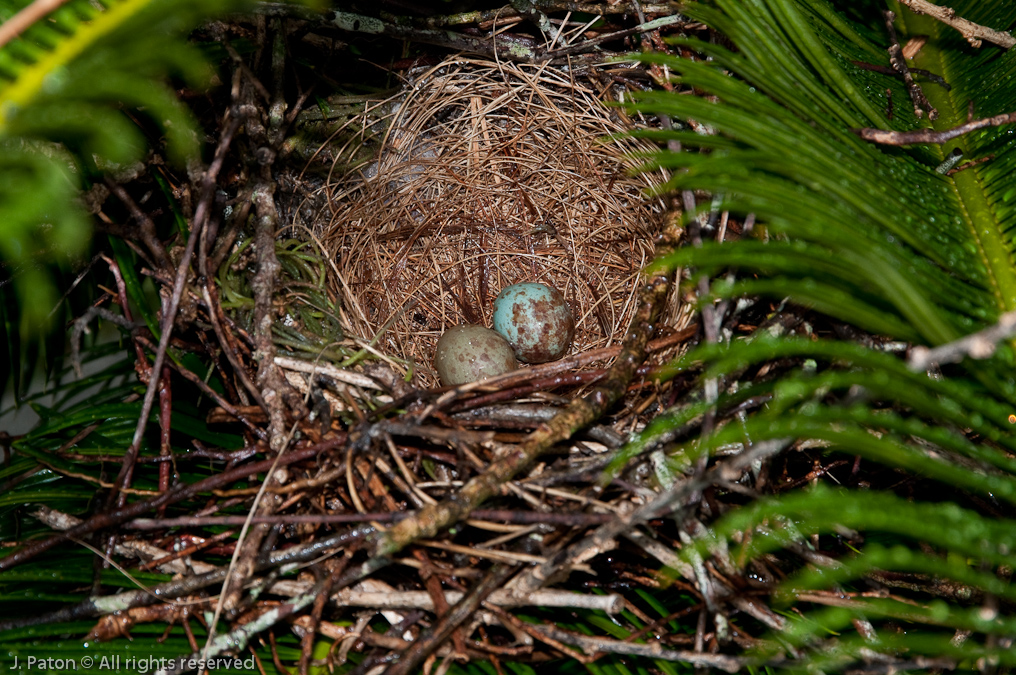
[31,506,217,577]
[133,334,265,438]
[908,310,1016,370]
[523,622,744,672]
[0,438,342,574]
[70,307,138,377]
[509,438,792,595]
[274,355,386,390]
[318,588,621,613]
[0,523,373,633]
[383,564,517,675]
[538,14,686,60]
[884,10,936,120]
[331,11,540,62]
[326,9,684,64]
[105,179,173,272]
[855,110,1016,145]
[209,23,304,623]
[0,0,69,49]
[849,60,950,90]
[108,113,242,507]
[159,549,359,675]
[127,510,614,528]
[898,0,1015,49]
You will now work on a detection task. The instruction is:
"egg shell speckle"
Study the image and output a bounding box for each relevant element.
[493,283,575,363]
[434,325,518,386]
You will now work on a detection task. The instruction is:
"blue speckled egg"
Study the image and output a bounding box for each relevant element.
[434,325,518,386]
[493,282,574,363]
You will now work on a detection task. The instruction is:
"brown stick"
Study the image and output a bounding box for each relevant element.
[884,10,937,120]
[126,510,614,528]
[0,437,345,573]
[0,520,372,632]
[0,0,69,49]
[855,111,1016,145]
[383,564,517,675]
[133,334,265,438]
[105,180,173,272]
[108,113,242,510]
[216,21,300,617]
[850,60,950,90]
[157,365,172,516]
[899,0,1015,49]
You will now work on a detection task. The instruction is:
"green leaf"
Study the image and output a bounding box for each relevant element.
[622,0,1016,668]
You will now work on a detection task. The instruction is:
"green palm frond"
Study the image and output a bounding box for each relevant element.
[623,0,1016,667]
[0,0,247,394]
[635,0,1016,350]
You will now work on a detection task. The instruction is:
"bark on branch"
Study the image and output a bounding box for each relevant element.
[899,0,1014,49]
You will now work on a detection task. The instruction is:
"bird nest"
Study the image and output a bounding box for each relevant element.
[320,57,668,385]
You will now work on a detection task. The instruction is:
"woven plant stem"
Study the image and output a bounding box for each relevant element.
[372,218,682,558]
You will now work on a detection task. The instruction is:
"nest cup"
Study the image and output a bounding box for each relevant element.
[322,57,666,385]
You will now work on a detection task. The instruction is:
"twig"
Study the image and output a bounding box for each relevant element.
[108,113,242,508]
[327,9,684,64]
[850,60,950,90]
[538,14,686,60]
[0,437,342,574]
[198,252,267,410]
[898,0,1015,49]
[213,21,303,621]
[908,310,1016,370]
[946,154,994,175]
[133,334,265,438]
[509,439,791,595]
[382,564,517,675]
[884,10,937,120]
[299,556,350,675]
[0,0,69,49]
[525,622,744,672]
[331,11,540,62]
[30,506,218,577]
[258,1,672,25]
[105,179,173,271]
[70,307,138,377]
[0,522,373,632]
[158,550,359,675]
[157,364,172,512]
[318,588,621,613]
[127,510,614,529]
[252,188,291,449]
[274,355,386,390]
[855,110,1016,145]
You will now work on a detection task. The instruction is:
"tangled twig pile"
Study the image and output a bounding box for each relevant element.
[322,57,668,384]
